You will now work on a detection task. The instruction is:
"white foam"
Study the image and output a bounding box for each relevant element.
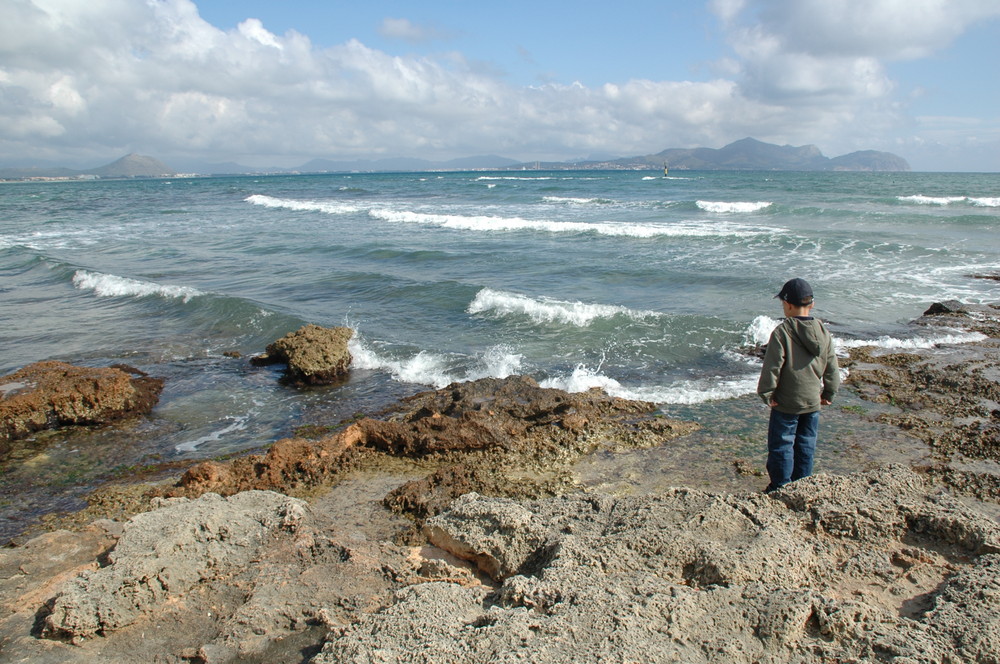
[696,200,773,213]
[72,270,202,302]
[468,288,659,327]
[897,195,967,205]
[969,197,1000,207]
[542,196,604,205]
[348,336,523,389]
[175,415,250,453]
[835,330,988,351]
[245,194,360,214]
[539,364,760,404]
[369,207,777,239]
[744,315,781,346]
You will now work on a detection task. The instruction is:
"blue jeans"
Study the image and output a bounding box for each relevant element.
[766,409,819,491]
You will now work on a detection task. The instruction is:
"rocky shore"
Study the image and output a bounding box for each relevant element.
[1,304,999,663]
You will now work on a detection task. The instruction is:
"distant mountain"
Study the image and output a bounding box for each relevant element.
[0,153,175,180]
[85,153,175,177]
[0,140,909,179]
[576,138,909,172]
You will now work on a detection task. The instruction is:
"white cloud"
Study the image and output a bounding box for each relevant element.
[0,0,997,169]
[378,17,451,44]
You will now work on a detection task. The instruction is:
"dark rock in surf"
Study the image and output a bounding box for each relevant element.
[923,300,967,316]
[251,324,353,385]
[0,361,163,451]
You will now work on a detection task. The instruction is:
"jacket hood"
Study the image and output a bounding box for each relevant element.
[785,317,827,356]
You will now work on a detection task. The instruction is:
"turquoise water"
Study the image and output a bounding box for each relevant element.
[1,170,998,535]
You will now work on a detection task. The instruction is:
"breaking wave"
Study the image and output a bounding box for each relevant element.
[468,288,659,327]
[696,201,773,213]
[245,194,360,214]
[897,195,1000,207]
[369,207,778,238]
[72,270,203,302]
[348,336,524,389]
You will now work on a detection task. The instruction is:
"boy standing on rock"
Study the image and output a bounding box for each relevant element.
[757,278,840,492]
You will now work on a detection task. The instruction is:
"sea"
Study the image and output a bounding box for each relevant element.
[2,169,999,537]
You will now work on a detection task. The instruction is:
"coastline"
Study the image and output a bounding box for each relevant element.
[1,301,998,662]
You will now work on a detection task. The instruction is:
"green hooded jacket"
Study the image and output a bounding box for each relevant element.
[757,317,840,414]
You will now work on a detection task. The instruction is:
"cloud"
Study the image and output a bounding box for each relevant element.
[378,17,451,44]
[0,0,997,169]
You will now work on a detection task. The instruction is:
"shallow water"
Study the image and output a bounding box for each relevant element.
[2,170,998,540]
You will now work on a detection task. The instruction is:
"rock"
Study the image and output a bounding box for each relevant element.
[317,466,1000,663]
[0,361,163,449]
[162,376,698,518]
[3,487,417,663]
[251,324,353,385]
[922,300,967,316]
[43,491,307,643]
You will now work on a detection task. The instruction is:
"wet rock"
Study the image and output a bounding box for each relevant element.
[317,466,1000,663]
[0,361,163,450]
[251,324,353,385]
[923,300,967,316]
[167,426,366,498]
[162,376,698,519]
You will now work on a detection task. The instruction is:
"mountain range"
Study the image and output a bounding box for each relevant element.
[0,138,910,179]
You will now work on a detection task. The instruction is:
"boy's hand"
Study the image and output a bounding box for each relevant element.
[820,398,832,406]
[769,399,778,407]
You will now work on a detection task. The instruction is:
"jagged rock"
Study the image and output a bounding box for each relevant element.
[251,324,353,385]
[923,300,967,316]
[0,361,163,451]
[43,491,307,643]
[317,466,1000,663]
[162,376,697,515]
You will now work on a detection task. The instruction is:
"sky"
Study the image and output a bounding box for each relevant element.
[2,0,1000,171]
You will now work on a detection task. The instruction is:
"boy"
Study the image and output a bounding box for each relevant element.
[756,278,840,492]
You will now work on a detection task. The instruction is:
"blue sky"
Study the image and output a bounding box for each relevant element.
[2,0,1000,171]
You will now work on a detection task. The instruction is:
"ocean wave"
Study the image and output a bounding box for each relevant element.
[369,207,778,238]
[897,195,1000,207]
[468,288,659,327]
[539,364,760,404]
[743,315,782,346]
[72,270,203,302]
[835,330,988,351]
[696,201,773,213]
[542,196,609,205]
[349,336,523,389]
[897,195,967,205]
[245,194,360,214]
[743,315,986,353]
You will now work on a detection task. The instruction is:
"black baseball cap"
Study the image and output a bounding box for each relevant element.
[775,278,814,306]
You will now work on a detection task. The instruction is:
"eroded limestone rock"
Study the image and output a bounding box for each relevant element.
[0,361,163,450]
[252,324,353,384]
[317,466,1000,664]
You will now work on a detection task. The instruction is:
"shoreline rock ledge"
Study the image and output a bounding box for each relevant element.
[251,324,353,385]
[0,361,163,454]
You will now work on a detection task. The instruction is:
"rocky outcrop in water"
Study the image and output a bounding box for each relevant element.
[0,361,163,453]
[251,324,353,385]
[843,301,1000,502]
[164,376,697,524]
